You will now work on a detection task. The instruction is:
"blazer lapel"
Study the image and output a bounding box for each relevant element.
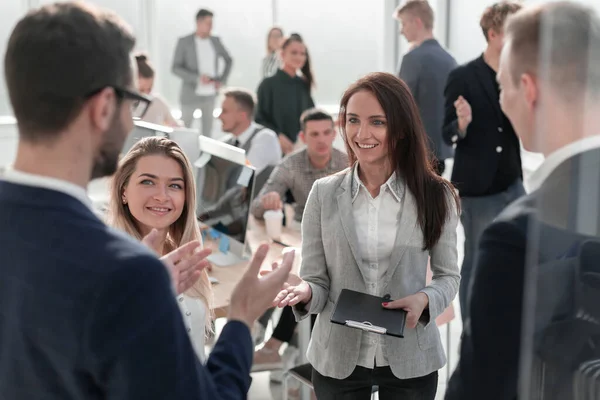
[474,56,502,121]
[336,172,369,284]
[188,35,199,73]
[383,186,418,286]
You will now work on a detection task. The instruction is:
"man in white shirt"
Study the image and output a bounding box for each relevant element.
[218,88,281,175]
[447,3,600,399]
[172,9,233,137]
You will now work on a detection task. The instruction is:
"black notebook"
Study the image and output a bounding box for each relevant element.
[330,289,407,338]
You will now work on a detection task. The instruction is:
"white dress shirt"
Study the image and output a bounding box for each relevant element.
[177,294,208,363]
[528,135,600,191]
[1,167,93,211]
[236,122,282,174]
[352,168,404,369]
[195,36,216,96]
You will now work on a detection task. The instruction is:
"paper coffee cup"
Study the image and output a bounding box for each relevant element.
[264,209,284,240]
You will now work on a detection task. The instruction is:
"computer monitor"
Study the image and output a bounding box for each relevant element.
[190,134,255,267]
[121,120,170,154]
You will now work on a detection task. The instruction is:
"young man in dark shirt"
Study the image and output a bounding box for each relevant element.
[396,0,457,175]
[442,1,525,322]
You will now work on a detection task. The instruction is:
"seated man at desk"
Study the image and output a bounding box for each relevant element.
[251,108,347,225]
[250,108,347,374]
[219,88,281,175]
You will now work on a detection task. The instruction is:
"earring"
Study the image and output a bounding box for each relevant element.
[122,198,127,205]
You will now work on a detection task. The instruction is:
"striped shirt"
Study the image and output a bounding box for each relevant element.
[262,52,281,78]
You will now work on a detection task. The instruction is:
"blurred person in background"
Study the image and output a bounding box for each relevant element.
[135,53,181,127]
[172,8,233,137]
[255,34,315,155]
[262,27,284,78]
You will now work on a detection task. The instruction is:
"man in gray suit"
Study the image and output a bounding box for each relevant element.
[396,1,457,175]
[172,8,233,137]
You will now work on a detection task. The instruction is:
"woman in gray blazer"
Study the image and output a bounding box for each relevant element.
[274,72,461,399]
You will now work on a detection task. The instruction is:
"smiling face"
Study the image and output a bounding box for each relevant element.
[281,40,306,71]
[344,90,389,168]
[122,154,186,236]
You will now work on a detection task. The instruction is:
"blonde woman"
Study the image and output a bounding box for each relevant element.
[108,136,213,361]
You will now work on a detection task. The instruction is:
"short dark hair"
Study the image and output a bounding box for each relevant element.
[480,1,522,41]
[196,9,213,21]
[300,108,332,131]
[505,2,600,99]
[4,2,135,142]
[224,89,255,116]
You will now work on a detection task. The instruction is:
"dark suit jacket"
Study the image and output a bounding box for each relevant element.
[172,34,233,104]
[0,181,253,399]
[442,55,522,196]
[399,39,457,161]
[445,146,600,400]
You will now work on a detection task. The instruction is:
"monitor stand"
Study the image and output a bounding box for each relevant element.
[207,251,245,267]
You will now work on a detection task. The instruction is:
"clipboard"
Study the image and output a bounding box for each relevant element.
[330,289,407,338]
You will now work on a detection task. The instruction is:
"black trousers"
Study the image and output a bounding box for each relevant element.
[312,366,438,400]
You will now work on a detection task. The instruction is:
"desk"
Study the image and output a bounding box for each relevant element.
[208,216,302,319]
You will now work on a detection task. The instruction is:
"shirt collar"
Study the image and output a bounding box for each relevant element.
[236,122,258,147]
[351,163,404,203]
[303,149,337,173]
[527,135,600,191]
[1,167,94,211]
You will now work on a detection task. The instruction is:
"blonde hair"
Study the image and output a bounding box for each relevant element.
[108,136,213,327]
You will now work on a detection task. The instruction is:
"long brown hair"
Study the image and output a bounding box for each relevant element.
[339,72,460,250]
[282,33,314,89]
[107,137,213,325]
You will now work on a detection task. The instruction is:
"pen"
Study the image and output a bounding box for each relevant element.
[272,239,291,247]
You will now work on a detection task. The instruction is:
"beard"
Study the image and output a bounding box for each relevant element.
[91,111,129,180]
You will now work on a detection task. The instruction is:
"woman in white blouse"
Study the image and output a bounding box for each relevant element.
[274,72,461,399]
[135,53,181,127]
[108,137,213,362]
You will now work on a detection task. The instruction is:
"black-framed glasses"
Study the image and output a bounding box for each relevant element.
[85,86,153,119]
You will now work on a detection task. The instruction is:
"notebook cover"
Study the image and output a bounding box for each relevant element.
[330,289,407,338]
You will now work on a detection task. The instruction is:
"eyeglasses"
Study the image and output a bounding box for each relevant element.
[85,86,153,119]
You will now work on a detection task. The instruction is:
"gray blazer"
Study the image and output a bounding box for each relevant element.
[399,39,457,161]
[293,167,460,380]
[172,34,233,104]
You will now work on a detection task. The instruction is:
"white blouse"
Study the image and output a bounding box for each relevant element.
[176,294,207,363]
[352,170,403,369]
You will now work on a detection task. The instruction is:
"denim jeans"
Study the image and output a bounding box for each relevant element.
[459,179,526,322]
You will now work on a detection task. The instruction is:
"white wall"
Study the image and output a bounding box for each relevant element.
[447,0,600,64]
[0,0,398,117]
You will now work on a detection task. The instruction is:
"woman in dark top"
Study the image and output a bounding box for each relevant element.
[255,34,315,155]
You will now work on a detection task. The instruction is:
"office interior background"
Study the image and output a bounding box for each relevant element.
[0,1,599,399]
[1,0,598,157]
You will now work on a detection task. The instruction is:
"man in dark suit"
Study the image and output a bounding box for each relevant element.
[442,1,525,322]
[172,8,233,136]
[446,2,600,399]
[0,3,291,399]
[396,0,457,175]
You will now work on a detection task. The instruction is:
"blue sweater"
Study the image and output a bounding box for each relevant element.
[0,181,253,399]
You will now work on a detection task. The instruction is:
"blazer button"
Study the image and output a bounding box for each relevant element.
[498,127,503,132]
[496,146,503,153]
